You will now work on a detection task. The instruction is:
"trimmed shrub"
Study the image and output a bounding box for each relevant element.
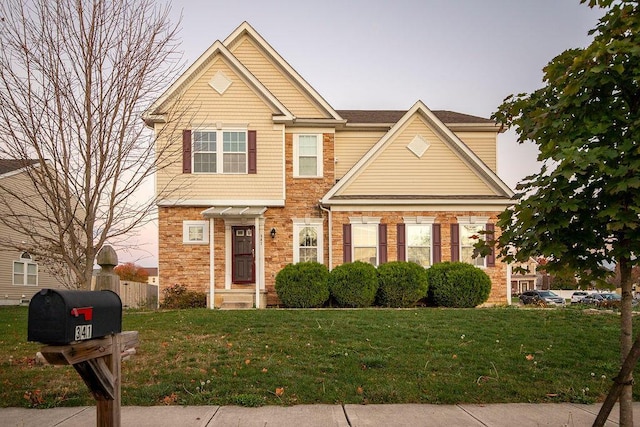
[275,262,330,308]
[328,261,378,308]
[160,283,207,309]
[426,262,491,308]
[376,261,429,307]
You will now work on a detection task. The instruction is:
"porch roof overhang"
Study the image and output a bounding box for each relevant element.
[201,206,267,218]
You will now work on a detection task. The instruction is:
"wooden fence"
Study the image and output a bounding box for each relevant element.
[118,281,158,309]
[91,277,158,309]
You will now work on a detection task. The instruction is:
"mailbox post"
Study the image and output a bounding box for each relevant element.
[28,288,137,427]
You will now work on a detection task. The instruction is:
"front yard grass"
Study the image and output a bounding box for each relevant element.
[1,306,638,407]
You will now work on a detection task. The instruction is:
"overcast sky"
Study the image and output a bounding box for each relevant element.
[121,0,604,266]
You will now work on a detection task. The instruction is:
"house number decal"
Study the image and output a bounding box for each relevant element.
[75,324,93,341]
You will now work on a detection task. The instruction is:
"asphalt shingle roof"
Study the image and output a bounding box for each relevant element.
[0,159,39,175]
[336,110,495,125]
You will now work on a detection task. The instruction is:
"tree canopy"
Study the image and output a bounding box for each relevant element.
[489,1,640,424]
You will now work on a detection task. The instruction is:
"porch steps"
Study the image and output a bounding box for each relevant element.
[219,294,254,310]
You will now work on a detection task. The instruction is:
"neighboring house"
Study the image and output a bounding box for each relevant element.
[0,160,68,305]
[144,22,515,309]
[143,267,159,286]
[510,257,540,294]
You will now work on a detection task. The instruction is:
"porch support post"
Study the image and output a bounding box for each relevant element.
[209,218,215,309]
[254,216,260,309]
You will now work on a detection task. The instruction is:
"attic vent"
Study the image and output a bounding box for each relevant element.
[407,134,430,158]
[209,71,232,95]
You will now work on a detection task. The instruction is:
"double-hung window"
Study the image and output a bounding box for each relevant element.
[293,134,323,178]
[293,219,323,263]
[458,219,488,267]
[352,223,378,266]
[13,252,38,286]
[193,131,217,173]
[193,130,247,174]
[406,224,432,267]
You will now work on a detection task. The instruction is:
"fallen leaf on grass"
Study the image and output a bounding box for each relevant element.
[275,387,284,397]
[526,354,534,361]
[356,386,363,395]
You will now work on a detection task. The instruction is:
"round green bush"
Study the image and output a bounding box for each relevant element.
[328,261,378,308]
[376,261,429,307]
[275,262,330,308]
[426,262,491,308]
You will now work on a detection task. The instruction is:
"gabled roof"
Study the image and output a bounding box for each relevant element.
[223,22,342,122]
[321,100,514,204]
[0,159,38,178]
[143,39,294,126]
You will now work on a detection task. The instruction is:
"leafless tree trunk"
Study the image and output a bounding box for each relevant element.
[0,0,183,288]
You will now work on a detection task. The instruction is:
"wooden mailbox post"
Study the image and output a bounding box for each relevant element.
[39,331,138,427]
[29,246,138,427]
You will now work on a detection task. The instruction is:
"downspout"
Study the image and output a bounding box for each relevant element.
[209,218,215,309]
[318,202,332,270]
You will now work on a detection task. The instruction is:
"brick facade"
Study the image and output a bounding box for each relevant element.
[159,144,509,307]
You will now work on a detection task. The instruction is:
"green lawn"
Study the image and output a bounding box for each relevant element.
[1,306,638,408]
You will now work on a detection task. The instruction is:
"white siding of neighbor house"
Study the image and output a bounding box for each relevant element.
[0,171,69,304]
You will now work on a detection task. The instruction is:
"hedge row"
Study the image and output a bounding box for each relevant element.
[275,261,491,308]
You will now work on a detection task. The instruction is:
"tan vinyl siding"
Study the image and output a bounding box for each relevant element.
[338,115,496,197]
[334,130,386,179]
[229,35,325,119]
[454,131,498,172]
[0,172,68,302]
[156,57,284,202]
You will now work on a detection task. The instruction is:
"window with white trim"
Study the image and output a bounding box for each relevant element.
[293,219,323,263]
[13,252,38,286]
[183,220,209,244]
[458,217,489,267]
[193,129,247,174]
[293,134,323,177]
[353,223,378,266]
[407,224,432,267]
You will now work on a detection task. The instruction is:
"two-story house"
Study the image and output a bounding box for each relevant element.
[144,22,514,309]
[0,160,69,304]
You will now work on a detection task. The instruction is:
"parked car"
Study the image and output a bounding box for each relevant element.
[570,291,589,304]
[578,293,605,305]
[519,290,566,306]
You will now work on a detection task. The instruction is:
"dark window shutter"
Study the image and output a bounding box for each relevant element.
[432,223,441,264]
[182,130,192,174]
[378,223,387,265]
[486,223,496,267]
[248,130,257,174]
[451,224,460,262]
[397,224,406,262]
[343,224,352,263]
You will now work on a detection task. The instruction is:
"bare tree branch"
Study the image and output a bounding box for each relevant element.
[0,0,185,288]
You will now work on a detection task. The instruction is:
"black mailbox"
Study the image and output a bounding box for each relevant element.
[28,289,122,345]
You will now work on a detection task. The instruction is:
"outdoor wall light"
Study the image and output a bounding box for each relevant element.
[270,228,276,239]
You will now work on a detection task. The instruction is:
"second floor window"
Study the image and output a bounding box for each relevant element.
[13,253,38,286]
[293,134,323,178]
[193,130,247,174]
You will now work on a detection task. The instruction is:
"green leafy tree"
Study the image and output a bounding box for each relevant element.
[485,1,640,424]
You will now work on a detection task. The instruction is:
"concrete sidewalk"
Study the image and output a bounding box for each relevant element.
[2,403,637,426]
